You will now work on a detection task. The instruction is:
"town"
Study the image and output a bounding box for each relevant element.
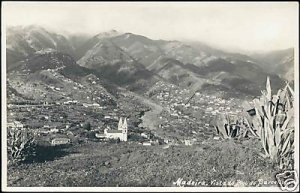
[142,80,247,144]
[7,77,250,148]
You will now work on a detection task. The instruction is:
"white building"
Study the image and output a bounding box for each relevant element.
[50,128,59,133]
[7,121,23,129]
[184,139,193,146]
[96,117,128,142]
[141,132,149,138]
[51,138,70,146]
[142,142,152,146]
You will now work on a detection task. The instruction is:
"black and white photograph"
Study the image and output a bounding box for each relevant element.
[1,1,299,192]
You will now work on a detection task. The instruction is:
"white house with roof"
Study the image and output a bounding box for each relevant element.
[51,138,70,146]
[96,117,128,141]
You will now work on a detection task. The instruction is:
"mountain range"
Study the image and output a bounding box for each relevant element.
[6,25,294,101]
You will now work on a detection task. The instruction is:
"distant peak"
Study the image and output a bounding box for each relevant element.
[110,29,118,33]
[24,25,47,32]
[96,29,121,39]
[7,25,47,33]
[121,32,153,41]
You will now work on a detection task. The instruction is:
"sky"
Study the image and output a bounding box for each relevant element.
[2,2,298,53]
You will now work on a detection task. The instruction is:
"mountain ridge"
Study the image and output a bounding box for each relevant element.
[6,25,292,99]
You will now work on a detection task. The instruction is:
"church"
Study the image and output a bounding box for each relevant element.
[96,117,128,141]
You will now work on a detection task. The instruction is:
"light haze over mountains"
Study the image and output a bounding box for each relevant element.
[3,2,297,54]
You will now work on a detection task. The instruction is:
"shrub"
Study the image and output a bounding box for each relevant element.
[108,138,121,144]
[7,128,36,165]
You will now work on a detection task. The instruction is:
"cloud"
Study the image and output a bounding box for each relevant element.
[2,2,298,53]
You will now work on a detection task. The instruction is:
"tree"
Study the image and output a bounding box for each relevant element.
[83,122,91,131]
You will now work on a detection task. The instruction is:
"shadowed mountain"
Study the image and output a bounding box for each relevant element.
[185,41,257,62]
[147,57,285,96]
[74,30,121,60]
[66,33,92,53]
[75,33,162,93]
[7,50,77,73]
[250,48,294,81]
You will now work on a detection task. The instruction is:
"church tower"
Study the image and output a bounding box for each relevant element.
[122,118,128,141]
[118,117,123,130]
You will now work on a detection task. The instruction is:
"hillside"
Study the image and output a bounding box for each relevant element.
[8,140,277,187]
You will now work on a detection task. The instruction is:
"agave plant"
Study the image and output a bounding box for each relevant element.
[7,128,36,164]
[214,113,241,139]
[251,77,294,168]
[241,110,261,138]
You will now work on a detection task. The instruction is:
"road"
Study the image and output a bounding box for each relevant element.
[121,89,163,130]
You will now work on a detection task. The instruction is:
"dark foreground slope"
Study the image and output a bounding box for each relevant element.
[8,140,277,187]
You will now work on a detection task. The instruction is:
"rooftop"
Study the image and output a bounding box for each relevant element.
[107,130,123,133]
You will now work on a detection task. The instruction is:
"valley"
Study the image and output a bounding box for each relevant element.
[5,25,295,187]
